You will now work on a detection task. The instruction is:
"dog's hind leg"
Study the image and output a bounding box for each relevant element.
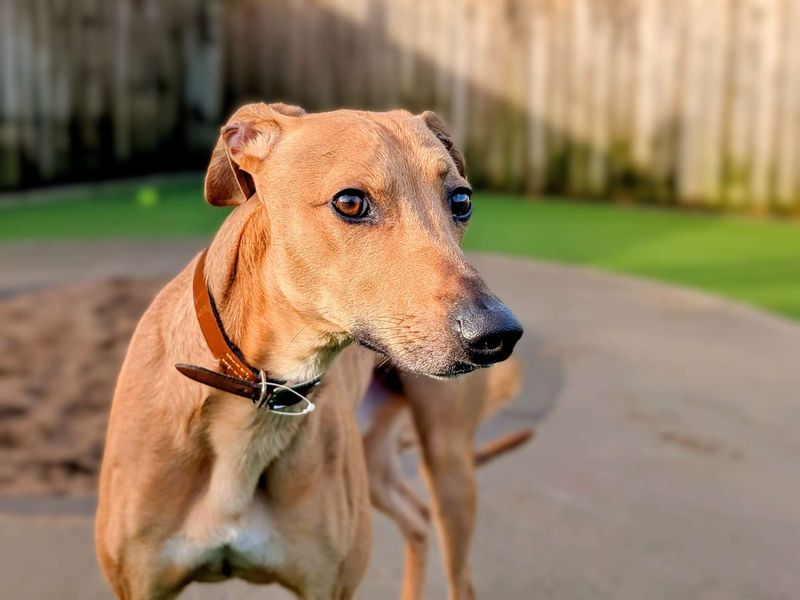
[394,479,431,600]
[363,393,431,600]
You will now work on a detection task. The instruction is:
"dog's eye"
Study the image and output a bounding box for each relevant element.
[332,189,370,220]
[449,188,472,221]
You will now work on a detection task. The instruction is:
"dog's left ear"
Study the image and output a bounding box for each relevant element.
[205,103,305,207]
[420,111,466,177]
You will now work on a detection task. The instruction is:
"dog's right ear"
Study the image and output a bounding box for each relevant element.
[204,103,305,207]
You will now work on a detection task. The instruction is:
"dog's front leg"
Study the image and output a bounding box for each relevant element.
[98,542,185,600]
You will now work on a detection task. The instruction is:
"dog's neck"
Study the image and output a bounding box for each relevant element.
[204,198,349,383]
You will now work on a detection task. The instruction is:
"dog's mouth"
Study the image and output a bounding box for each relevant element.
[354,335,389,358]
[353,329,480,379]
[425,362,478,379]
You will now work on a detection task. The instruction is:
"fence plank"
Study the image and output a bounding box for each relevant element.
[753,0,781,210]
[774,0,800,211]
[0,0,22,187]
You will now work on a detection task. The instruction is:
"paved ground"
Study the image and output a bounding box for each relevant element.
[1,240,799,599]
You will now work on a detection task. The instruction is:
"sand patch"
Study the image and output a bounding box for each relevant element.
[0,279,162,495]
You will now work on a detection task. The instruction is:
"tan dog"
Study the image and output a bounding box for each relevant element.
[364,357,532,600]
[95,103,522,599]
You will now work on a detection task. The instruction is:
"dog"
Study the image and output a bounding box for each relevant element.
[363,357,533,600]
[95,102,523,599]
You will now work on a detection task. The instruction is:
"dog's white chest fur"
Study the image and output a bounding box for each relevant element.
[162,500,284,578]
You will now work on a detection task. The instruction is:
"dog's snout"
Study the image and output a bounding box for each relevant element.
[453,299,523,366]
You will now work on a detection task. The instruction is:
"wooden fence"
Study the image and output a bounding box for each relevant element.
[2,0,800,213]
[0,0,224,187]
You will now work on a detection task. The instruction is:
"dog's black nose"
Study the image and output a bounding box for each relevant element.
[454,298,523,366]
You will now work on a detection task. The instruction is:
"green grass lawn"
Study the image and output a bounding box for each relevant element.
[2,176,799,320]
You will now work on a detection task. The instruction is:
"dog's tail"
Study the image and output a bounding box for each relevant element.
[474,428,535,466]
[471,356,533,465]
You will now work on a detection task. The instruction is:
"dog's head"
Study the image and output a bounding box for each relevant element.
[205,102,522,377]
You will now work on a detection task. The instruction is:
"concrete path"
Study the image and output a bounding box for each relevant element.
[1,240,799,599]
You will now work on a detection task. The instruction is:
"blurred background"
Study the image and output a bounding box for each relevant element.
[1,1,799,599]
[3,0,800,211]
[3,0,800,213]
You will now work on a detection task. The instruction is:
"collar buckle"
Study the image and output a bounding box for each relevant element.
[258,369,317,417]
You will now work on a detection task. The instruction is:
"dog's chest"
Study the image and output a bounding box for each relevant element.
[160,404,311,580]
[162,501,285,580]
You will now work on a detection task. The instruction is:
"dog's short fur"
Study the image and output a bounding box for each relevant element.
[96,103,522,599]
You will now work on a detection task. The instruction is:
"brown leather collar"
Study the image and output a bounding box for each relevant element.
[175,249,321,413]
